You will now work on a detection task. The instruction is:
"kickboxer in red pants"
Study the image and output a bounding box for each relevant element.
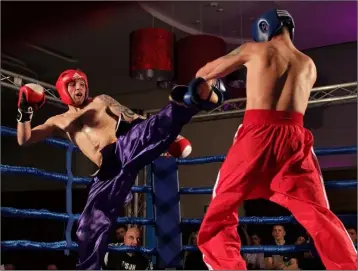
[189,8,357,270]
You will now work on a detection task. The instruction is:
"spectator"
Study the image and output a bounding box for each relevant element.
[264,225,299,270]
[346,227,357,244]
[296,233,324,270]
[116,225,128,243]
[46,264,58,270]
[103,227,153,270]
[243,233,265,270]
[294,235,308,270]
[184,231,207,270]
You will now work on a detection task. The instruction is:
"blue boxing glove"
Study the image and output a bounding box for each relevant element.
[183,77,226,111]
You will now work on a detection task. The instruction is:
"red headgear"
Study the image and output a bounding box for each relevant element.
[55,69,89,106]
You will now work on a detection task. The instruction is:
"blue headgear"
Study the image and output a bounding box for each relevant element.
[251,9,295,42]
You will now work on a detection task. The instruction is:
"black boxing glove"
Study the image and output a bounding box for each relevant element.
[17,83,46,123]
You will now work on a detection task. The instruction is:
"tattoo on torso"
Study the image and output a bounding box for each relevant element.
[117,104,137,120]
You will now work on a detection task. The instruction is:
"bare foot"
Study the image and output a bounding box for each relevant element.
[198,79,219,104]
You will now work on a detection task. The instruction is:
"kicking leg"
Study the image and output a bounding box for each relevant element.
[117,102,198,171]
[76,103,198,269]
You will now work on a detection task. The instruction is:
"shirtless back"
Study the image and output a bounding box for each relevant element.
[244,40,316,113]
[196,10,316,114]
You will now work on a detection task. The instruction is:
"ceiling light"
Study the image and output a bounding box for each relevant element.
[210,3,218,7]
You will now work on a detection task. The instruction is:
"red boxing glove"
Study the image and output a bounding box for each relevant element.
[168,135,192,158]
[17,83,46,123]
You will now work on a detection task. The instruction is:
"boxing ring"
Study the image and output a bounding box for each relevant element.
[1,126,357,268]
[1,69,358,268]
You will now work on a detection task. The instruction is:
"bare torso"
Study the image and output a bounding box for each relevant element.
[244,40,317,114]
[51,98,120,167]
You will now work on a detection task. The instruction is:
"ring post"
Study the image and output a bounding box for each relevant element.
[65,144,75,255]
[152,157,183,269]
[145,164,156,265]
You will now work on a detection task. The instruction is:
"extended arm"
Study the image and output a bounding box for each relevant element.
[17,118,58,146]
[196,43,253,81]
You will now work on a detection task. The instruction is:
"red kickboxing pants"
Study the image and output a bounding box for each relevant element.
[197,109,357,270]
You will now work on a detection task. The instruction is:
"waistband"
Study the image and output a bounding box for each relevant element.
[243,109,303,126]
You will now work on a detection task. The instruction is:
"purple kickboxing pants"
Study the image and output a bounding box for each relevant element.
[76,102,197,269]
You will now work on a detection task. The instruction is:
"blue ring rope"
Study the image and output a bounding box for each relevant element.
[0,164,152,192]
[1,207,155,225]
[2,207,356,226]
[1,240,313,254]
[1,165,355,193]
[1,126,80,151]
[0,241,156,254]
[182,244,313,253]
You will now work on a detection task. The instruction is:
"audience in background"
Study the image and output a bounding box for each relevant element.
[242,231,265,270]
[182,221,357,270]
[115,225,128,243]
[103,227,153,270]
[2,214,355,270]
[297,232,325,270]
[294,234,307,270]
[264,225,299,270]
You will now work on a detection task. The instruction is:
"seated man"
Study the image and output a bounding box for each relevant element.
[103,227,152,270]
[264,225,299,270]
[16,69,223,269]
